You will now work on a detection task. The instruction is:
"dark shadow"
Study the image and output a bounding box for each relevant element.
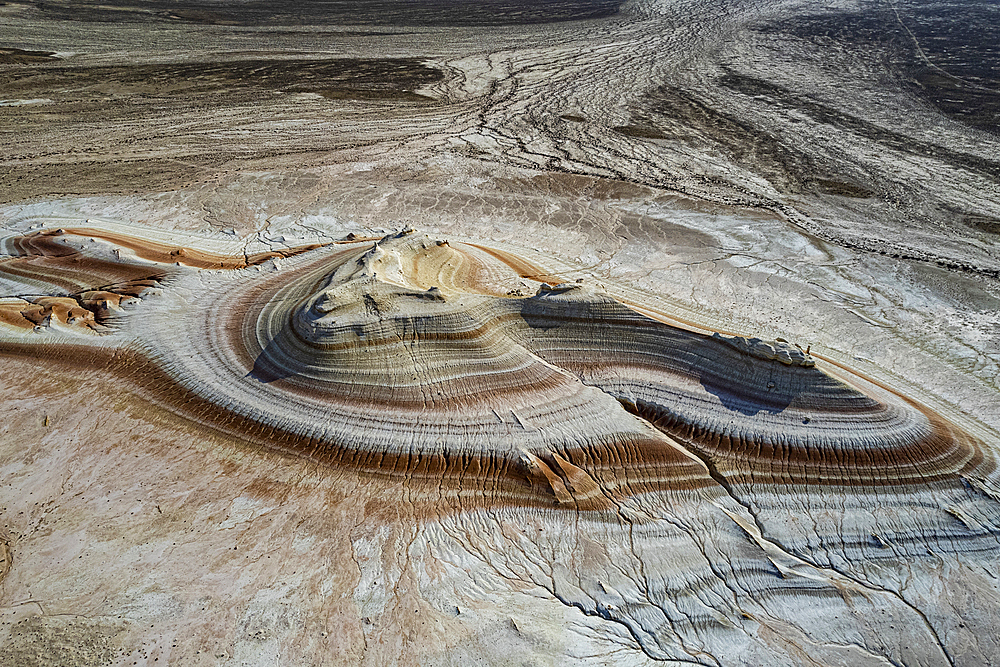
[699,376,795,417]
[696,345,797,417]
[248,327,297,384]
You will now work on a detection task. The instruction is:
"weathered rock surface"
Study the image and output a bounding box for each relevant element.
[1,0,999,665]
[1,221,998,665]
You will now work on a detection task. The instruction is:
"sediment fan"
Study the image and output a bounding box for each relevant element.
[0,225,994,507]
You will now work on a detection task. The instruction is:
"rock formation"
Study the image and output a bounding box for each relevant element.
[2,0,999,663]
[2,222,997,664]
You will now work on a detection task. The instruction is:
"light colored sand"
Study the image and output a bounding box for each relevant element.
[1,0,999,664]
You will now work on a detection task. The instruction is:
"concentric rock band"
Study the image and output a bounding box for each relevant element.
[2,224,994,510]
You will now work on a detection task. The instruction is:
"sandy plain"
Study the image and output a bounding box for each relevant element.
[1,0,999,665]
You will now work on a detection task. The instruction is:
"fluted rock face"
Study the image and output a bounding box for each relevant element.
[1,224,994,500]
[519,286,985,487]
[2,223,998,665]
[119,229,716,507]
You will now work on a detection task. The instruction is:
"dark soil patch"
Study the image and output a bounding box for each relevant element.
[0,47,60,64]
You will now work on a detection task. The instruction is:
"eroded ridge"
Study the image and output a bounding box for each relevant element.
[0,226,325,335]
[518,288,987,487]
[0,224,994,508]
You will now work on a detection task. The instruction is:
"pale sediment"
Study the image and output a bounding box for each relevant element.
[1,219,998,665]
